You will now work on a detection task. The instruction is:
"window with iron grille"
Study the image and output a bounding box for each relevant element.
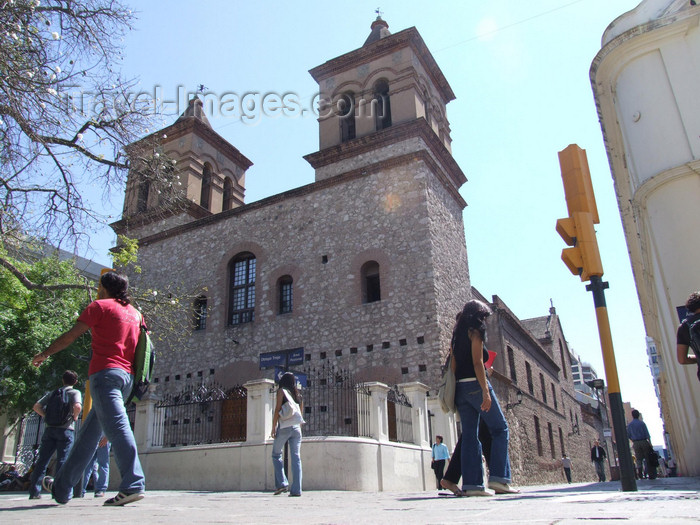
[526,361,534,395]
[229,252,256,325]
[279,275,293,314]
[194,295,207,330]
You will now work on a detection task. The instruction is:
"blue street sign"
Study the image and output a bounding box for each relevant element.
[259,347,305,369]
[288,347,304,365]
[259,351,285,369]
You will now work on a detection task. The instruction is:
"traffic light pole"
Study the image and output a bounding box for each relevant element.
[586,275,637,491]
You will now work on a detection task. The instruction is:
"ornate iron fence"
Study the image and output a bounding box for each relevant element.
[152,383,247,447]
[14,413,43,472]
[387,385,413,443]
[300,366,372,438]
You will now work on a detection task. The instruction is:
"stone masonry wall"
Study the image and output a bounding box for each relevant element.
[130,152,469,396]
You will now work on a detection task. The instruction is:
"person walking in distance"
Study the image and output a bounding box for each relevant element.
[627,409,656,480]
[561,455,572,484]
[28,370,82,499]
[431,436,450,490]
[590,439,607,482]
[32,271,146,506]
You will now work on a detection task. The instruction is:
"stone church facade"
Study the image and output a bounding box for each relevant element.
[113,17,471,393]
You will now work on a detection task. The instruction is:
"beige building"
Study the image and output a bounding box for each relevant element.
[590,0,700,475]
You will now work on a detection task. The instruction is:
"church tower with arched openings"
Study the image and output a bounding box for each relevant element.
[304,15,471,356]
[114,96,252,238]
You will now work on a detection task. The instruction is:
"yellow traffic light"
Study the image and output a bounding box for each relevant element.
[558,144,599,223]
[574,211,603,281]
[556,212,603,281]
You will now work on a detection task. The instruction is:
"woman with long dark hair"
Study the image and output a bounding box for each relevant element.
[452,299,518,496]
[270,372,304,496]
[32,271,145,506]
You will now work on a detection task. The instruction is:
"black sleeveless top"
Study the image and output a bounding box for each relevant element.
[452,326,489,381]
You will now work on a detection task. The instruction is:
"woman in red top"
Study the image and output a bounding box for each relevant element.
[32,271,145,506]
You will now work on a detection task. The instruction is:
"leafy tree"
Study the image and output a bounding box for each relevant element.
[0,246,92,419]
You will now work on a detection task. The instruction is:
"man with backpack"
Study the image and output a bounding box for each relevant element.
[28,370,82,499]
[31,271,146,506]
[677,291,700,381]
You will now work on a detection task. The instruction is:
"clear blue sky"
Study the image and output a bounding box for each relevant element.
[84,1,665,444]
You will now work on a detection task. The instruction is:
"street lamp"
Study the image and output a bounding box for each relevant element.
[505,389,523,410]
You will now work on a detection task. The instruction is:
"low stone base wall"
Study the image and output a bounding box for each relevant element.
[116,436,432,492]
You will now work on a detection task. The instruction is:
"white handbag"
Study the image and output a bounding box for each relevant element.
[278,388,305,426]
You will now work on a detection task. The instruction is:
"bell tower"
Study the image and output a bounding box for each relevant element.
[305,16,459,191]
[113,97,252,239]
[304,16,471,370]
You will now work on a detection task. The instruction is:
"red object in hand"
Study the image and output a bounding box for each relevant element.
[485,350,497,369]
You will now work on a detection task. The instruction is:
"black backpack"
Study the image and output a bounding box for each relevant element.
[43,387,73,427]
[684,313,700,380]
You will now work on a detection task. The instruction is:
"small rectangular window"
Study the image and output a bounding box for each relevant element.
[279,276,293,314]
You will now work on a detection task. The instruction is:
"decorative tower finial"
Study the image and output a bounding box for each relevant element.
[375,7,383,19]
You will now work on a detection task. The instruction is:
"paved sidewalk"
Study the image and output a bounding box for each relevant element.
[1,477,698,524]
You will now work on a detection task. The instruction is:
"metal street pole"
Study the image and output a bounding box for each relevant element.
[586,276,637,491]
[557,145,636,491]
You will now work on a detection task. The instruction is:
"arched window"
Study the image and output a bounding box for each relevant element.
[339,92,356,142]
[361,261,381,303]
[223,177,234,211]
[137,178,150,213]
[229,252,256,325]
[200,163,212,210]
[278,275,293,314]
[373,80,391,131]
[193,295,207,331]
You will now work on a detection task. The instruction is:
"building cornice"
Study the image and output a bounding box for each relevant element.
[127,117,254,171]
[304,118,466,197]
[113,149,461,248]
[110,199,210,236]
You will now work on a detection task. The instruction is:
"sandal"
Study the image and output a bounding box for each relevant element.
[440,479,464,497]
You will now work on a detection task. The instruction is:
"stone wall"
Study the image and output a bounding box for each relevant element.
[130,151,469,395]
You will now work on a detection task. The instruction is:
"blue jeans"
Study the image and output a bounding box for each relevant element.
[82,441,111,495]
[52,368,144,503]
[455,381,511,491]
[272,425,302,496]
[28,426,74,497]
